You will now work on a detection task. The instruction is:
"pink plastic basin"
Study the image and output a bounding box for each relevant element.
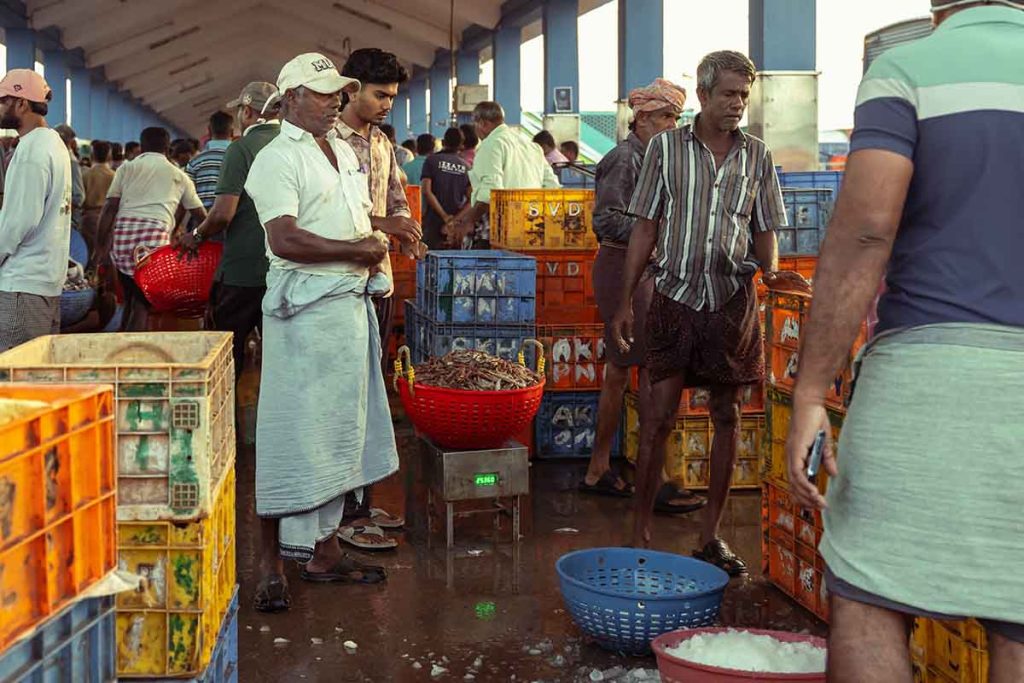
[652,627,827,683]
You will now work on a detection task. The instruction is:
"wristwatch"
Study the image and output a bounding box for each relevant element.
[191,226,204,242]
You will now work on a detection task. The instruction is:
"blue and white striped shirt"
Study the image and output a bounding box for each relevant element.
[185,139,232,210]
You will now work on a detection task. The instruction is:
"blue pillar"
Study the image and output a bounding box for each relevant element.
[42,50,68,127]
[493,24,521,125]
[108,86,124,143]
[456,48,480,126]
[89,78,108,140]
[5,28,36,71]
[618,0,664,99]
[408,70,427,136]
[70,67,92,137]
[749,0,816,71]
[429,50,452,136]
[543,0,579,114]
[391,90,409,140]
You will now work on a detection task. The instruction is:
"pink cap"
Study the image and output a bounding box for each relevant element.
[0,69,52,104]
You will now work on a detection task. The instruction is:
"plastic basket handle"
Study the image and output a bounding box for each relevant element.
[393,345,414,395]
[517,339,546,375]
[103,342,177,364]
[133,244,156,269]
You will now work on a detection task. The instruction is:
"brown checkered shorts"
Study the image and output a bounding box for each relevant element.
[646,279,764,386]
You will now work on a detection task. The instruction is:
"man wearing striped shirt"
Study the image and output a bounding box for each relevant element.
[185,110,235,211]
[613,51,809,572]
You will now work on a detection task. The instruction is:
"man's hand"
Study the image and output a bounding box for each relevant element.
[373,216,422,244]
[611,304,635,355]
[448,215,476,241]
[784,399,836,510]
[763,270,813,295]
[175,230,200,257]
[352,235,389,267]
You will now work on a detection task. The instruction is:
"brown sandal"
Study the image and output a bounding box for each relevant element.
[301,555,387,584]
[254,574,292,613]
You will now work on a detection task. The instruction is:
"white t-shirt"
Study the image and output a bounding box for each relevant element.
[0,127,72,297]
[245,120,374,277]
[107,151,202,226]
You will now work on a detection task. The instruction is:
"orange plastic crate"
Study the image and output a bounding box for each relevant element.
[0,384,117,651]
[537,323,605,391]
[530,248,601,324]
[405,184,422,224]
[391,263,417,326]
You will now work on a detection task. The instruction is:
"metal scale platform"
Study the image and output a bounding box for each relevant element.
[422,438,530,548]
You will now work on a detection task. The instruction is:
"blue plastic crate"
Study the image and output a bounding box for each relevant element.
[0,594,116,682]
[191,585,239,683]
[779,188,834,256]
[69,228,89,266]
[778,170,843,197]
[535,390,622,459]
[416,250,537,324]
[555,164,596,188]
[404,300,537,366]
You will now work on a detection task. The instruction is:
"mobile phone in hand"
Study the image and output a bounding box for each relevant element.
[806,430,827,482]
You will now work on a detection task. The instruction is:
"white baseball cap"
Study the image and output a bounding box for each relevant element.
[277,53,360,96]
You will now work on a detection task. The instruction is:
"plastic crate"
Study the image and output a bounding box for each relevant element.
[188,584,239,683]
[778,188,833,256]
[623,392,762,491]
[403,300,537,366]
[532,249,600,324]
[0,384,116,651]
[534,391,621,459]
[537,323,605,391]
[415,250,536,324]
[554,164,596,189]
[115,468,236,678]
[491,189,597,250]
[391,259,417,327]
[763,386,846,491]
[765,289,867,413]
[778,170,843,197]
[0,594,116,682]
[0,332,236,521]
[917,619,989,683]
[405,184,422,224]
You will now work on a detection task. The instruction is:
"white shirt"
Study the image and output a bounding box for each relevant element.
[470,123,560,205]
[107,151,202,226]
[245,119,374,277]
[0,127,71,297]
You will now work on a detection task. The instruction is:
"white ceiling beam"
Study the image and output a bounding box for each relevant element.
[329,0,450,48]
[27,0,117,30]
[372,0,501,31]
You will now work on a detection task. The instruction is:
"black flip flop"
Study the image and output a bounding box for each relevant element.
[654,482,707,515]
[254,574,292,613]
[301,555,388,584]
[693,538,748,577]
[578,470,634,498]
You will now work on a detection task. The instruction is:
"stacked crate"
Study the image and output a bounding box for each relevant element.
[0,384,117,682]
[489,188,618,460]
[0,332,239,680]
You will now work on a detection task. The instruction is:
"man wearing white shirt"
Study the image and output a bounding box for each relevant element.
[244,53,397,611]
[0,70,70,351]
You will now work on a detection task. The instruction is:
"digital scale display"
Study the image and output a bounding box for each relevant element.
[474,472,499,487]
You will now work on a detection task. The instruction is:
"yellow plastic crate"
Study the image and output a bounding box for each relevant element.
[115,467,236,678]
[623,391,763,490]
[763,386,845,492]
[0,332,235,521]
[911,619,989,683]
[490,189,597,250]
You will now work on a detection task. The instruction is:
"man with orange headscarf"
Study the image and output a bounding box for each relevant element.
[581,78,707,516]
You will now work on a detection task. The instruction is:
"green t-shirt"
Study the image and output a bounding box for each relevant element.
[214,123,280,287]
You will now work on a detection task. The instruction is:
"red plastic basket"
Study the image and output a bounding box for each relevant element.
[652,628,827,683]
[394,343,546,450]
[133,242,222,317]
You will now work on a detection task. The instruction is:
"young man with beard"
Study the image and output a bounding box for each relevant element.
[0,70,70,351]
[337,47,423,551]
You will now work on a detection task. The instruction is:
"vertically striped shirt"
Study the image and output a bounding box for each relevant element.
[627,123,786,312]
[853,5,1024,333]
[185,139,232,209]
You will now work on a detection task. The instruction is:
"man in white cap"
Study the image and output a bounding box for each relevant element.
[244,54,397,610]
[0,69,71,351]
[179,82,282,381]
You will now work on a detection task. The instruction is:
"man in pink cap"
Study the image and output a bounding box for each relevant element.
[0,70,71,351]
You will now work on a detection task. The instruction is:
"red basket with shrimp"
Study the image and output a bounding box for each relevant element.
[133,242,223,317]
[394,341,546,450]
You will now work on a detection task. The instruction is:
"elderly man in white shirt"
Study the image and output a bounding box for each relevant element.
[0,70,71,351]
[244,52,397,612]
[449,101,560,247]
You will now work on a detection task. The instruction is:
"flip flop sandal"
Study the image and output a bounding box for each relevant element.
[254,574,292,613]
[301,555,388,584]
[338,524,398,551]
[655,482,707,515]
[368,507,405,529]
[578,470,634,498]
[693,539,748,577]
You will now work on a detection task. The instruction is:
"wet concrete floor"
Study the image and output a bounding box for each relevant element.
[233,375,825,682]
